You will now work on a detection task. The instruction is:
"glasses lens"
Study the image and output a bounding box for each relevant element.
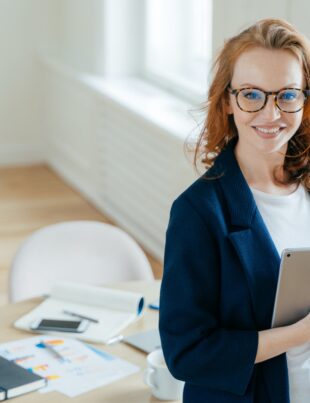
[237,89,265,112]
[277,89,305,112]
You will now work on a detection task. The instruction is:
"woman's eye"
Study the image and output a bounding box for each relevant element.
[279,91,297,101]
[242,91,262,100]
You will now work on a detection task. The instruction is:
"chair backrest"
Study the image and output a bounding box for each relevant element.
[9,220,154,303]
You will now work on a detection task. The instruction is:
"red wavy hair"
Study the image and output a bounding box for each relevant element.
[194,18,310,189]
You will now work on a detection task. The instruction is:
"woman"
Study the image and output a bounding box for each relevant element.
[159,19,310,403]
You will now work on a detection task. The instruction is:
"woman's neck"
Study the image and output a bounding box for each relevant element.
[234,141,296,195]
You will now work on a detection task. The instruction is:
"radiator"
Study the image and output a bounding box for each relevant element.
[42,59,198,262]
[95,99,196,261]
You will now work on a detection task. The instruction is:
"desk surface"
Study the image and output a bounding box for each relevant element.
[0,280,180,403]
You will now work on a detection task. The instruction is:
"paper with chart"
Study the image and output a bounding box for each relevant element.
[0,336,139,397]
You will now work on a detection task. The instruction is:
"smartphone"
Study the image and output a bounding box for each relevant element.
[30,318,89,333]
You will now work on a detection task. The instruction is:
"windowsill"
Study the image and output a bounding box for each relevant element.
[40,56,203,141]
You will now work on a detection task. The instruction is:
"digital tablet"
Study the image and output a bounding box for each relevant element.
[123,329,161,353]
[271,248,310,328]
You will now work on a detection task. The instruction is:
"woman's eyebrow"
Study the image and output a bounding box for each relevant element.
[239,83,257,87]
[238,82,301,88]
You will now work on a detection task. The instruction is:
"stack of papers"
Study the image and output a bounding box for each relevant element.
[0,336,139,397]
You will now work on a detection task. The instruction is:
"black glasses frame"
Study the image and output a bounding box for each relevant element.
[227,86,310,113]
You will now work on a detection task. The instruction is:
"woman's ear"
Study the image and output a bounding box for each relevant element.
[226,97,233,115]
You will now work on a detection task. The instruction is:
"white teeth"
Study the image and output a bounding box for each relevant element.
[254,127,282,134]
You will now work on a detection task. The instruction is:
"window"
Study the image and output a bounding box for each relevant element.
[144,0,213,102]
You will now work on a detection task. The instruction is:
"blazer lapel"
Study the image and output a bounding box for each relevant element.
[210,141,280,329]
[228,214,280,329]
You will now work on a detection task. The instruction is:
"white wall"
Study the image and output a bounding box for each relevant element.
[56,0,105,74]
[1,0,310,167]
[0,0,62,165]
[50,0,145,77]
[2,0,310,259]
[212,0,310,57]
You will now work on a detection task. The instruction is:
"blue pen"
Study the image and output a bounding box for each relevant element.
[41,341,70,363]
[148,299,159,310]
[63,310,99,323]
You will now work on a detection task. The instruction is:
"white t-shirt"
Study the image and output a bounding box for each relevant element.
[251,185,310,403]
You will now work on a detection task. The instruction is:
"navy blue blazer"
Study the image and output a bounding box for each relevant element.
[159,139,290,402]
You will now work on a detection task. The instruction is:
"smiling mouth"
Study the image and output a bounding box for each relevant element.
[252,126,286,136]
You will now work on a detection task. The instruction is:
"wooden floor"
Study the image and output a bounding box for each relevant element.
[0,164,163,306]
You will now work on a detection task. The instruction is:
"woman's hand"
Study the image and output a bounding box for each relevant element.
[255,314,310,363]
[297,312,310,340]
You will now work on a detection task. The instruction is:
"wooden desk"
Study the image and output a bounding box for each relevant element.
[0,280,180,403]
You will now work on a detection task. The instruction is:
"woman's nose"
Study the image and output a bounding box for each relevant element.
[259,95,281,120]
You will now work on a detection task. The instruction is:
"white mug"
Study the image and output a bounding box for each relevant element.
[143,348,184,401]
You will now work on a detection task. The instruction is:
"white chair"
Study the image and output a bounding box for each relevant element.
[9,220,154,303]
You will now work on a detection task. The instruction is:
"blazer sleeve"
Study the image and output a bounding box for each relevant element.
[159,195,258,396]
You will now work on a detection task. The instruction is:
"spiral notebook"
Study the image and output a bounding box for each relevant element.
[14,282,145,343]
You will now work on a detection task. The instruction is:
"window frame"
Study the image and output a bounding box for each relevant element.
[141,0,213,104]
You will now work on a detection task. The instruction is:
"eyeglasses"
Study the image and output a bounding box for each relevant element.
[227,86,310,113]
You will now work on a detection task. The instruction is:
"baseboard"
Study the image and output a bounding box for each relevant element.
[0,144,44,166]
